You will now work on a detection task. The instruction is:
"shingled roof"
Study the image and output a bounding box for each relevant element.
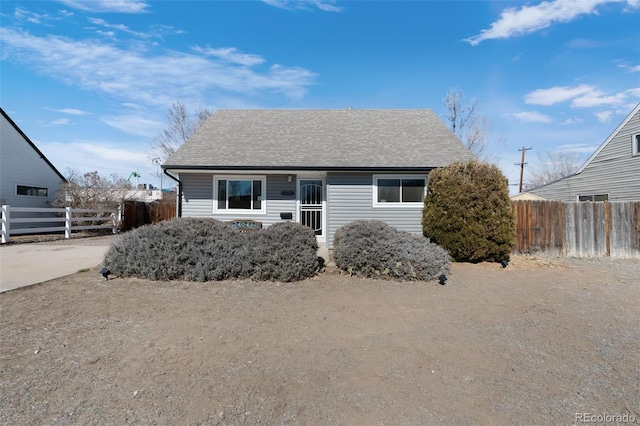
[164,109,474,170]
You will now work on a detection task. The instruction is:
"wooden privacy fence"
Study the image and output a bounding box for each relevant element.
[120,200,176,231]
[513,200,640,258]
[1,205,117,244]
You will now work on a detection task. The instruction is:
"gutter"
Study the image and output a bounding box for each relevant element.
[163,169,182,217]
[161,165,435,173]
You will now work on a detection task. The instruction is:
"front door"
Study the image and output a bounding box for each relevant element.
[298,179,324,240]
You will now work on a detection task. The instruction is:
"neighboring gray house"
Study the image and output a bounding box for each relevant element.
[528,103,640,201]
[163,109,474,248]
[1,107,66,208]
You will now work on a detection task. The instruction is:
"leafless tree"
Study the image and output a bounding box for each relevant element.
[51,168,133,210]
[442,88,501,161]
[526,151,586,188]
[149,101,213,167]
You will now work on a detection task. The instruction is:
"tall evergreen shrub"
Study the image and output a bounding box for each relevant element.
[422,160,515,263]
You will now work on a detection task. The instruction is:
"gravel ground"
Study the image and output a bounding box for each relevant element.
[1,252,639,425]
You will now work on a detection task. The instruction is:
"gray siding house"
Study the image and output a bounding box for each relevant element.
[528,103,640,201]
[163,109,474,248]
[1,108,66,208]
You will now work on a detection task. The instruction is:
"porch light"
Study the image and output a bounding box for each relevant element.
[288,175,293,183]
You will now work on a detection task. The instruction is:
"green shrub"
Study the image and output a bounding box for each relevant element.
[422,160,515,263]
[333,220,450,281]
[103,218,319,282]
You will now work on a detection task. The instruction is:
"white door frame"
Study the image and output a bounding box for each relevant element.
[296,175,326,243]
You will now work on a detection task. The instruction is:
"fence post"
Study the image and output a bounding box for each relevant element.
[65,207,72,239]
[112,209,118,234]
[1,205,10,244]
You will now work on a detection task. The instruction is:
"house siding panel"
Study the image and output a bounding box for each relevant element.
[0,113,63,209]
[180,173,296,226]
[530,108,640,201]
[326,173,425,249]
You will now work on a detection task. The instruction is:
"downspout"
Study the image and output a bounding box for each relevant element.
[163,169,182,217]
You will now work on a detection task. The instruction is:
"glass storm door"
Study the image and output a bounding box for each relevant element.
[299,179,324,238]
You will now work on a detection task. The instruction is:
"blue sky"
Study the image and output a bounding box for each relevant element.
[1,0,639,192]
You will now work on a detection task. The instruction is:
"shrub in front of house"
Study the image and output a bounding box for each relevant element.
[333,220,451,281]
[250,222,319,282]
[422,160,516,263]
[103,218,319,282]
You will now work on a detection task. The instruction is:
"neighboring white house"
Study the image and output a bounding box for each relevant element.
[124,184,164,203]
[1,108,66,208]
[163,109,475,248]
[527,103,640,201]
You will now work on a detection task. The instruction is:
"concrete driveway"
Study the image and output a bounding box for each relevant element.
[0,236,115,293]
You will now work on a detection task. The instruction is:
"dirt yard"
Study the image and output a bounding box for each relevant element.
[1,253,639,425]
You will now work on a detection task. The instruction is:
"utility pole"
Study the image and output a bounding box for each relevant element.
[515,146,532,193]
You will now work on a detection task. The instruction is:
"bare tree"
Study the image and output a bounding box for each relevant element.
[51,168,133,210]
[526,151,586,188]
[442,88,500,161]
[149,101,213,167]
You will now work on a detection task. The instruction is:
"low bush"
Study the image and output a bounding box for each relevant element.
[250,222,319,282]
[333,220,450,281]
[103,218,319,282]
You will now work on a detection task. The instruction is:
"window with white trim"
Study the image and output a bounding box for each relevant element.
[577,194,608,202]
[373,175,427,207]
[214,176,266,214]
[633,133,640,156]
[17,185,48,197]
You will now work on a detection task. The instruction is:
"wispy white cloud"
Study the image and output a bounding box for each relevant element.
[525,84,594,105]
[0,28,316,108]
[626,88,640,97]
[51,118,70,125]
[555,143,599,153]
[191,46,265,67]
[56,0,149,14]
[38,140,152,180]
[512,111,553,123]
[102,115,164,138]
[595,110,614,122]
[86,18,184,39]
[87,17,147,38]
[14,7,56,24]
[47,107,91,115]
[524,84,637,108]
[560,117,583,124]
[618,63,640,73]
[464,0,639,45]
[570,90,626,107]
[262,0,342,12]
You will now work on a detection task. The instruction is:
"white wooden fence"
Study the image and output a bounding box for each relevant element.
[1,205,118,244]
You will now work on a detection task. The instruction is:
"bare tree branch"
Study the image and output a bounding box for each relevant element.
[149,101,213,168]
[442,88,501,162]
[527,151,586,188]
[51,168,133,210]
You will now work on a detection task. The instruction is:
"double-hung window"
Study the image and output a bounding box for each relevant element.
[373,175,427,207]
[633,133,640,157]
[214,176,266,214]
